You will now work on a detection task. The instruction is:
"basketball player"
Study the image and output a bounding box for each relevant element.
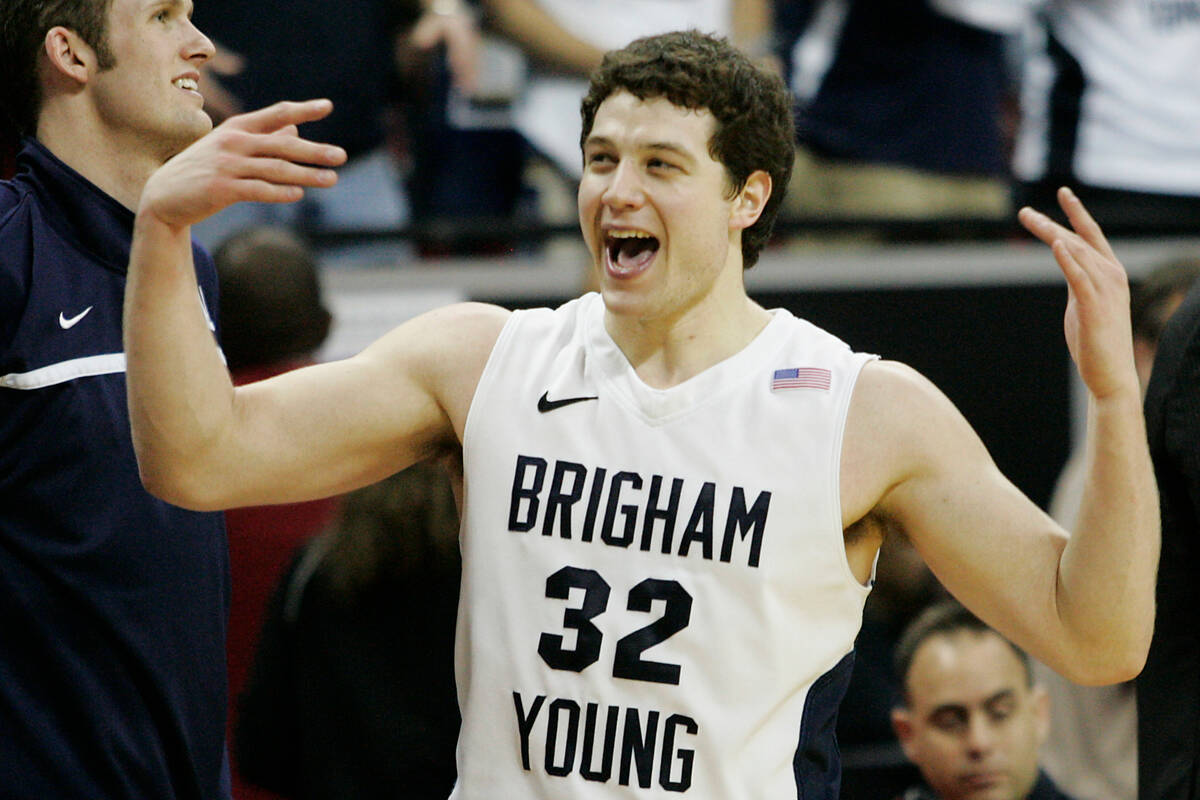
[121,31,1157,799]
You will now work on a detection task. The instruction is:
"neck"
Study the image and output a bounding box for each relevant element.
[36,107,164,211]
[605,286,771,390]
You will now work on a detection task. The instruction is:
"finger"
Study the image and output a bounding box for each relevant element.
[1051,238,1100,303]
[1017,205,1076,249]
[232,178,306,205]
[223,127,346,168]
[225,99,336,136]
[237,155,339,189]
[1057,187,1117,262]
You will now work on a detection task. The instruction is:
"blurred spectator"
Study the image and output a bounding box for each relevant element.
[396,0,532,256]
[215,227,333,375]
[1012,1,1200,233]
[891,600,1076,800]
[483,0,775,224]
[214,227,342,800]
[1037,255,1200,800]
[189,0,424,252]
[782,0,1018,224]
[235,460,462,800]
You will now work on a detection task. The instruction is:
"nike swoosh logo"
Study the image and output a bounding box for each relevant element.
[58,306,94,329]
[537,391,598,413]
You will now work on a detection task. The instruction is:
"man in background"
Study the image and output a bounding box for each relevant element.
[891,601,1076,800]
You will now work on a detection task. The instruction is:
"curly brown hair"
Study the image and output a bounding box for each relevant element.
[0,0,116,137]
[580,30,795,269]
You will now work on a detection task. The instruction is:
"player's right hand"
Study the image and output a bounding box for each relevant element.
[139,99,347,230]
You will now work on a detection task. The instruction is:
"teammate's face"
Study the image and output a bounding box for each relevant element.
[88,0,214,160]
[892,632,1048,800]
[578,91,753,327]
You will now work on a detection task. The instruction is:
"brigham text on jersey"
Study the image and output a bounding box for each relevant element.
[508,455,771,568]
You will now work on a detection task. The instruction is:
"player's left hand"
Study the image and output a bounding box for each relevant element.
[1018,187,1139,402]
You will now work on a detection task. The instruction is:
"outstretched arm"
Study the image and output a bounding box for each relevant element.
[846,189,1158,685]
[125,100,505,509]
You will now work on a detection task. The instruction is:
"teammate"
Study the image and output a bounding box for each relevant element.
[121,31,1158,799]
[0,0,232,797]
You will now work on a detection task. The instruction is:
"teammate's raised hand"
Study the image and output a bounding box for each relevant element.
[139,99,347,230]
[1018,187,1139,402]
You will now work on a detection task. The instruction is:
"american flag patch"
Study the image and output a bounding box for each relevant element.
[771,367,831,391]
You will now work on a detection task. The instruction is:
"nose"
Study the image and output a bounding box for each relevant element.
[963,715,997,757]
[601,159,645,210]
[184,19,216,65]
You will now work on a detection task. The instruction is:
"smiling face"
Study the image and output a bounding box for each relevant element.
[892,631,1049,800]
[578,91,765,328]
[87,0,214,160]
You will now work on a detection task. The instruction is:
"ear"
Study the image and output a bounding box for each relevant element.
[891,706,918,759]
[729,169,772,232]
[43,26,96,87]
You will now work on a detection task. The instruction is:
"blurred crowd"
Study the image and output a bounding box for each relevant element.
[3,0,1196,252]
[7,0,1183,260]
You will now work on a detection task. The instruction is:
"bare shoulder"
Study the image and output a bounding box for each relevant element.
[361,301,510,362]
[840,359,990,527]
[356,301,512,437]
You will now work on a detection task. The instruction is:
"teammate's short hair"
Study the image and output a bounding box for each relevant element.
[579,30,795,270]
[0,0,116,137]
[893,600,1033,701]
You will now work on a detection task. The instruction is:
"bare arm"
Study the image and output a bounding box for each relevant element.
[731,0,774,59]
[125,100,508,509]
[844,189,1158,685]
[481,0,604,75]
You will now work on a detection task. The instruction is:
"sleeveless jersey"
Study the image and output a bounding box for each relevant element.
[454,293,876,799]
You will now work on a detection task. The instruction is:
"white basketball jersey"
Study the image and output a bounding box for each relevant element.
[452,293,877,799]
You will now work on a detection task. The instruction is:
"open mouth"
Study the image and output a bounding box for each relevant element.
[605,230,660,275]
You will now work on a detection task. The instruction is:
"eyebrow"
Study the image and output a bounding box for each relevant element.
[584,136,696,162]
[147,0,190,14]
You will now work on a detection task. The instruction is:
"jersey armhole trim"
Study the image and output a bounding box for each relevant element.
[461,310,524,463]
[829,351,881,594]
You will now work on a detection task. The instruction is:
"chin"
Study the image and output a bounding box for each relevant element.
[166,116,213,153]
